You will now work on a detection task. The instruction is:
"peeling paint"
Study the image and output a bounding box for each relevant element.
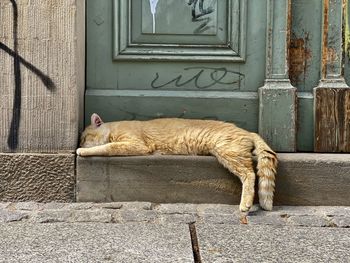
[344,0,350,57]
[289,36,312,86]
[321,0,329,78]
[327,47,339,66]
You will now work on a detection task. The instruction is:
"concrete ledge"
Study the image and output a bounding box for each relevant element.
[77,155,241,204]
[0,154,75,202]
[276,153,350,205]
[77,154,350,205]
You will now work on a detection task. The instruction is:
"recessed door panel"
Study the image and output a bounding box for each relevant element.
[86,0,267,132]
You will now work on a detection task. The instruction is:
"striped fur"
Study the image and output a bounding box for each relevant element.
[77,114,278,213]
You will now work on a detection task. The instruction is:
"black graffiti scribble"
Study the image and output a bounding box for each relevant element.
[187,0,216,34]
[0,0,56,150]
[188,0,214,19]
[151,67,244,90]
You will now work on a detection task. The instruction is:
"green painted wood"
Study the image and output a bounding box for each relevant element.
[290,0,322,92]
[86,0,267,131]
[297,93,314,151]
[85,90,258,132]
[260,0,297,152]
[259,80,297,152]
[265,0,290,79]
[288,0,323,152]
[114,0,247,61]
[85,0,350,152]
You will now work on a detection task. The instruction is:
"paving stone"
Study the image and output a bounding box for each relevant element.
[92,203,123,210]
[158,213,198,224]
[12,202,41,211]
[0,209,28,223]
[65,203,95,210]
[247,214,287,226]
[286,215,329,227]
[0,223,194,263]
[154,203,199,214]
[197,213,239,225]
[115,210,158,223]
[331,216,350,228]
[315,206,350,217]
[196,224,350,263]
[0,203,10,209]
[122,202,153,210]
[197,204,239,215]
[264,206,319,216]
[1,202,349,229]
[69,210,113,223]
[30,210,72,223]
[40,202,68,210]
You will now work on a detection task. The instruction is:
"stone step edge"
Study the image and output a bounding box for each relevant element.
[77,153,350,206]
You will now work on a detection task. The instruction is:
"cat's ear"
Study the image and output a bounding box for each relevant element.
[91,113,103,128]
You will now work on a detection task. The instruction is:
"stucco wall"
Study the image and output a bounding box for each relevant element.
[0,0,84,153]
[0,0,84,201]
[0,153,75,202]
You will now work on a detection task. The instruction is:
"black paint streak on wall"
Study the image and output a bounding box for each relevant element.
[0,43,56,90]
[7,0,21,150]
[0,0,56,150]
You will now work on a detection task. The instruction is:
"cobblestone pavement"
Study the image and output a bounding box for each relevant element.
[0,202,350,227]
[1,202,350,263]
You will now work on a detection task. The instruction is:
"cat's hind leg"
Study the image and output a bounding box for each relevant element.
[212,149,256,213]
[77,141,151,156]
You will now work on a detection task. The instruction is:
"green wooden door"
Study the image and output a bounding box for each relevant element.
[86,0,267,133]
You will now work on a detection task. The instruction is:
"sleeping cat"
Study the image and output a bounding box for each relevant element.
[77,113,277,213]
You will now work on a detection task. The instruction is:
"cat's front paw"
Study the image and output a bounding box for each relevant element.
[76,148,85,156]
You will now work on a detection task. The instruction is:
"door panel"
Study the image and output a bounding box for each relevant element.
[114,0,245,60]
[86,0,267,132]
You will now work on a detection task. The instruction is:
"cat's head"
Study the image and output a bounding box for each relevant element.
[79,113,110,148]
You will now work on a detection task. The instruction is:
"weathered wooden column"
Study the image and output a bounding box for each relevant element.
[314,0,350,152]
[259,0,297,152]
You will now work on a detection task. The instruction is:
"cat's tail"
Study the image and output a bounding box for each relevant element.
[251,133,278,211]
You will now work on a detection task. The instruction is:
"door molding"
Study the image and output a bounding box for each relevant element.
[113,0,247,61]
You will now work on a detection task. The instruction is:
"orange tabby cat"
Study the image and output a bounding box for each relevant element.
[77,113,277,213]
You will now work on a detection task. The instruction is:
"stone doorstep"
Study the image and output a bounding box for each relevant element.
[76,153,350,206]
[1,153,349,204]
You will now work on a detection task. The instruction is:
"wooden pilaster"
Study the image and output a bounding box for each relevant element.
[314,0,350,152]
[259,0,297,152]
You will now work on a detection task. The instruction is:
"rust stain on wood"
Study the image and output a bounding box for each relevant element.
[289,36,312,86]
[315,88,350,152]
[321,0,329,79]
[327,47,340,74]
